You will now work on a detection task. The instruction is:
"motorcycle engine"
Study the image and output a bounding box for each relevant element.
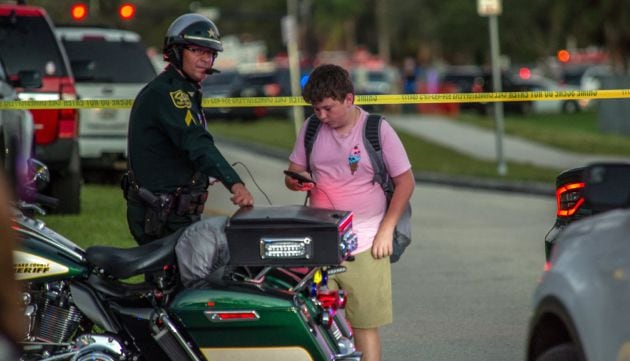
[20,281,126,360]
[23,281,83,343]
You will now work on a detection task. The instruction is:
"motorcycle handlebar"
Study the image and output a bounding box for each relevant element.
[32,192,59,209]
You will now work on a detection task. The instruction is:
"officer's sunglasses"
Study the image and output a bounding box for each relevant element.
[183,46,217,59]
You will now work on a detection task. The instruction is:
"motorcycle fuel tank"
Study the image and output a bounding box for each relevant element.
[13,214,87,281]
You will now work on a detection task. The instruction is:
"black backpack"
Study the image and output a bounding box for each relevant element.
[304,114,412,263]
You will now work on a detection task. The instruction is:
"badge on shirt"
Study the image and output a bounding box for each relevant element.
[169,90,192,109]
[348,145,361,174]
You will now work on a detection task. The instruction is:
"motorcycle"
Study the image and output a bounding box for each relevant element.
[12,160,362,361]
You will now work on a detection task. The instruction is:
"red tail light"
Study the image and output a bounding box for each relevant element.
[556,182,585,217]
[253,107,268,118]
[206,311,260,322]
[317,289,347,310]
[58,81,78,139]
[263,83,281,97]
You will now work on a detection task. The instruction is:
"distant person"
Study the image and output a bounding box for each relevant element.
[0,174,22,360]
[284,64,414,361]
[123,13,254,245]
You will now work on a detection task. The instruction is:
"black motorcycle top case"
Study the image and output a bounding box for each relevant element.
[225,205,352,266]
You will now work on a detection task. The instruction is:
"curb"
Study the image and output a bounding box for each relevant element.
[216,137,555,198]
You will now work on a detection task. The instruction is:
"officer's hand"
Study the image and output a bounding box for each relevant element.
[230,183,254,207]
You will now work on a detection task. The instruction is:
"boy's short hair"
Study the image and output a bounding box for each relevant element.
[303,64,355,104]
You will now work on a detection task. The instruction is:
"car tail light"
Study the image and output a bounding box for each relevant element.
[58,81,78,139]
[556,182,585,217]
[263,83,281,97]
[253,107,268,118]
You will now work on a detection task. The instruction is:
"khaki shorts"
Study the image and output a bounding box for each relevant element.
[328,250,392,329]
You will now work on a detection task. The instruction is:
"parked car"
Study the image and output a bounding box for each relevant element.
[527,162,630,361]
[561,64,612,91]
[511,76,584,114]
[0,4,81,213]
[201,70,246,120]
[55,26,156,173]
[439,65,487,113]
[202,64,292,120]
[351,66,400,112]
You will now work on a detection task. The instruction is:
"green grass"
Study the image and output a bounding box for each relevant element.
[208,117,561,184]
[42,185,135,249]
[458,110,630,156]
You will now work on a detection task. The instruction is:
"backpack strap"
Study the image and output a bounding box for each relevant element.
[304,114,322,173]
[363,114,395,201]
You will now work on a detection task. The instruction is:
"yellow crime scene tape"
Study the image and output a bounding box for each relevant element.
[1,89,630,110]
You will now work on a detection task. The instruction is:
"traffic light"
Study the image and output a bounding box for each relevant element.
[557,49,571,63]
[70,3,88,21]
[118,3,136,21]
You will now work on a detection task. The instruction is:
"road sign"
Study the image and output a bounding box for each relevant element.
[477,0,502,16]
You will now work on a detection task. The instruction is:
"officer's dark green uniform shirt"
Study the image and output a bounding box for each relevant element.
[129,65,242,191]
[126,65,242,243]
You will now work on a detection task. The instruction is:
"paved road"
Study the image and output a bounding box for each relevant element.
[206,142,552,361]
[381,184,549,361]
[387,114,630,170]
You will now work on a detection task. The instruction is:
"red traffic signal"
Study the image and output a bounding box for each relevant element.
[557,49,571,63]
[119,3,136,20]
[70,3,88,21]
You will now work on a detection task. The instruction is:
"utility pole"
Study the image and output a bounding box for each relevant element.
[286,0,304,136]
[478,0,507,176]
[376,0,390,63]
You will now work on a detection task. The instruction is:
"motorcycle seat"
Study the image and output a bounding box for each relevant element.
[85,228,185,279]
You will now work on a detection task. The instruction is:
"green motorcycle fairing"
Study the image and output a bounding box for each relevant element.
[170,286,336,361]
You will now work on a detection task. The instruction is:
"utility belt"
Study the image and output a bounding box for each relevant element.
[121,171,209,237]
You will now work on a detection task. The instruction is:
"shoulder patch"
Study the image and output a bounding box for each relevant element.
[170,90,192,109]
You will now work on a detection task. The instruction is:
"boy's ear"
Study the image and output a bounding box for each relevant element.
[345,93,354,105]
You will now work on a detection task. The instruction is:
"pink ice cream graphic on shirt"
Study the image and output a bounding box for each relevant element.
[348,145,361,174]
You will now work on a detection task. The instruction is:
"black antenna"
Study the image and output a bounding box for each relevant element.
[231,162,272,206]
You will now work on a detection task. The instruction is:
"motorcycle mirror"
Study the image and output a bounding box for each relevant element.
[27,158,50,191]
[584,162,630,212]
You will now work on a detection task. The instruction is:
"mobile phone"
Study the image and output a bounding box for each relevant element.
[284,170,315,184]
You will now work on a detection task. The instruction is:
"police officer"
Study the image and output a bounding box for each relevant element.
[125,13,254,245]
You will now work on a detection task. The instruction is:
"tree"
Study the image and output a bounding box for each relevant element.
[26,0,630,72]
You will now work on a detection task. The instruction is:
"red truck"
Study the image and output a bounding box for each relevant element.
[0,4,81,213]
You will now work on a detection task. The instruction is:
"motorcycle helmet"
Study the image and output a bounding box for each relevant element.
[163,13,223,69]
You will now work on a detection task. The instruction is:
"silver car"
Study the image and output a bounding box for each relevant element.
[527,163,630,361]
[55,27,156,172]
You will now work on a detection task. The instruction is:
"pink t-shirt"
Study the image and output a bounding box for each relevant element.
[289,107,411,254]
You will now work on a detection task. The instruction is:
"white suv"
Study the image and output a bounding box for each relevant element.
[55,27,156,172]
